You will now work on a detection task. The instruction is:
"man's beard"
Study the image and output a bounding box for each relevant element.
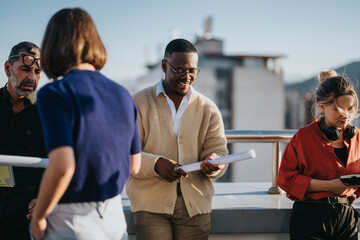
[9,71,36,97]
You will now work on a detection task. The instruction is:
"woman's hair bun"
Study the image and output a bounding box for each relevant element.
[318,70,337,83]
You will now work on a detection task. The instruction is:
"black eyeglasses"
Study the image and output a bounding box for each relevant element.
[9,54,41,68]
[165,59,200,77]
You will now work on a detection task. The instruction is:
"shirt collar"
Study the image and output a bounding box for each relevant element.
[1,84,32,108]
[155,78,197,100]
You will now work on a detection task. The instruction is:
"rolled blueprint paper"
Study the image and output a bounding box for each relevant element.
[176,149,256,173]
[0,154,49,168]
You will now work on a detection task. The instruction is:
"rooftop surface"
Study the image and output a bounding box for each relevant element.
[123,182,360,239]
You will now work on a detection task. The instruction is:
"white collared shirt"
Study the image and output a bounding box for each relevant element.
[156,78,196,136]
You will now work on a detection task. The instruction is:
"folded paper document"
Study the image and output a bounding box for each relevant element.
[0,166,15,187]
[176,149,256,173]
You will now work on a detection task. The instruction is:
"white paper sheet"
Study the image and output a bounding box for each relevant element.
[176,149,256,173]
[0,155,49,168]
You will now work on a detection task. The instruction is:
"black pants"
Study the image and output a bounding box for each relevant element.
[290,201,359,240]
[0,186,38,240]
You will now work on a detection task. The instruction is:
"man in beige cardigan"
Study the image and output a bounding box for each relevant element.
[126,38,228,240]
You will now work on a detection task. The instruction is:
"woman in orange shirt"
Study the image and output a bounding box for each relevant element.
[278,70,360,240]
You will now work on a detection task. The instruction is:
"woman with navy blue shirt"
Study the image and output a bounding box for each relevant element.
[31,8,141,240]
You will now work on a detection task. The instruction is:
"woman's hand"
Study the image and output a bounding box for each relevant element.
[328,178,354,195]
[31,217,47,240]
[308,178,356,195]
[26,199,37,219]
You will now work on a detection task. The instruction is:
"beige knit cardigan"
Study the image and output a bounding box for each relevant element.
[126,84,228,217]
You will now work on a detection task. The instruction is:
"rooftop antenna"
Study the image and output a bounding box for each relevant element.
[170,28,181,40]
[204,16,212,40]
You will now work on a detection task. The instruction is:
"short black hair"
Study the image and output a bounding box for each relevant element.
[8,41,40,64]
[164,38,198,59]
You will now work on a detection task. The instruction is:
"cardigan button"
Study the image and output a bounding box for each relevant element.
[166,201,172,206]
[178,138,182,143]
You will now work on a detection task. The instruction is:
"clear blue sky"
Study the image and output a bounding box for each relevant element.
[0,0,359,89]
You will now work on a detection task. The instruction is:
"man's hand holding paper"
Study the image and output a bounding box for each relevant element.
[200,153,224,175]
[176,149,256,173]
[155,157,188,182]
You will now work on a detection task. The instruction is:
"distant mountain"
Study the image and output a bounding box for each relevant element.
[286,61,360,94]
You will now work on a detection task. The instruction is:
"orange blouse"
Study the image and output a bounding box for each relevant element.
[278,120,360,201]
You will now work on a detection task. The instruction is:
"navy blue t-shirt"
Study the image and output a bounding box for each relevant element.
[37,70,141,203]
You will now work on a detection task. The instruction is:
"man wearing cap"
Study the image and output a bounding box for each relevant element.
[0,41,46,240]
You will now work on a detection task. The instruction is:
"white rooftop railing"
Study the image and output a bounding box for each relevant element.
[0,129,297,194]
[0,155,48,168]
[225,129,297,194]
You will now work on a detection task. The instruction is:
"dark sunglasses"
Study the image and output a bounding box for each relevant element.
[8,54,41,68]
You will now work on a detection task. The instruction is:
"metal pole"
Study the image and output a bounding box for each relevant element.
[268,141,282,194]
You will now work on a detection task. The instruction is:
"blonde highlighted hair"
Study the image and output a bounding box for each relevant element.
[317,70,338,83]
[314,70,358,120]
